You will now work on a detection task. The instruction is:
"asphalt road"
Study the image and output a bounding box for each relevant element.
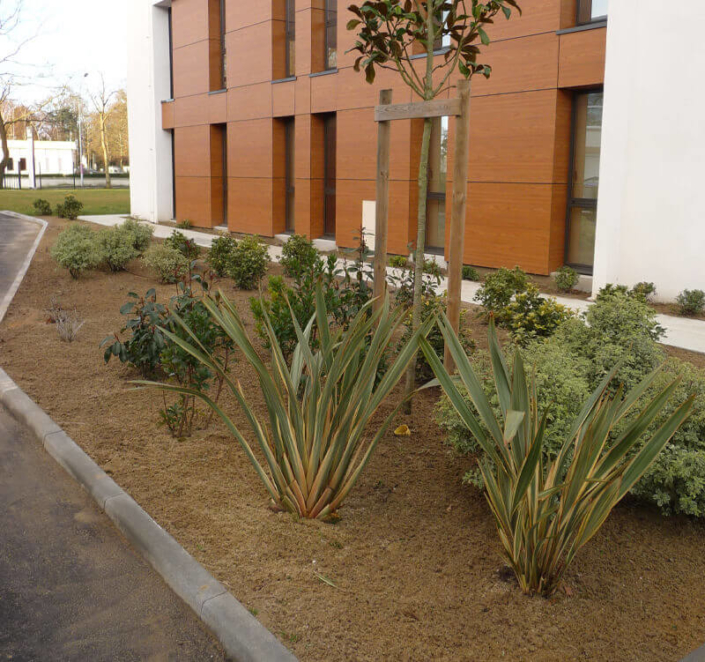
[0,213,227,661]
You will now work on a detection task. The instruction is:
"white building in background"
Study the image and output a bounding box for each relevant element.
[5,138,76,176]
[592,0,705,301]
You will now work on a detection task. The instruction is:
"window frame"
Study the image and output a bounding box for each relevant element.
[564,87,603,274]
[576,0,608,26]
[323,0,337,71]
[285,0,296,78]
[284,117,295,233]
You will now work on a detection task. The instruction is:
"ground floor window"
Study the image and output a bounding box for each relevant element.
[323,114,336,237]
[566,90,603,272]
[426,115,448,252]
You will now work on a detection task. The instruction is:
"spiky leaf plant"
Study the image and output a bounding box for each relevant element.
[138,287,432,519]
[422,316,694,597]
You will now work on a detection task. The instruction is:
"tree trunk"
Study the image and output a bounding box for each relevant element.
[101,114,112,189]
[0,112,10,190]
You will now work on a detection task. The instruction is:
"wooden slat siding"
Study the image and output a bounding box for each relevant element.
[373,89,393,311]
[374,98,461,122]
[161,101,175,130]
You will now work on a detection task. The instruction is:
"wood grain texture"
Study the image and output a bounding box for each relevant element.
[558,27,607,88]
[375,98,461,122]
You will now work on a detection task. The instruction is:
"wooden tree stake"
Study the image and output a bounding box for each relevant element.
[444,79,472,372]
[373,89,393,311]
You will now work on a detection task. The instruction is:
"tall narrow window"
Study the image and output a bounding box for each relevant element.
[167,7,174,98]
[425,116,448,251]
[577,0,608,24]
[211,124,228,226]
[208,0,227,90]
[324,0,337,70]
[285,0,296,77]
[284,118,295,232]
[566,91,603,271]
[323,114,336,236]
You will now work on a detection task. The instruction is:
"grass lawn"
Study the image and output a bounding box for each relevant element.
[0,188,130,217]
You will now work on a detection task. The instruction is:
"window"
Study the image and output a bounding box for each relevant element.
[577,0,608,24]
[285,0,296,78]
[566,91,603,271]
[284,118,295,232]
[432,9,451,52]
[210,124,228,226]
[323,114,336,236]
[208,0,226,90]
[426,116,448,251]
[324,0,337,70]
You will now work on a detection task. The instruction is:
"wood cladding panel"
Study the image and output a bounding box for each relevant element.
[468,90,561,184]
[227,119,274,179]
[226,1,272,32]
[226,23,273,88]
[310,72,338,114]
[549,184,569,271]
[174,126,211,178]
[175,176,212,226]
[272,79,295,117]
[227,178,274,235]
[208,91,228,124]
[174,94,209,127]
[484,0,561,42]
[227,83,272,122]
[558,28,607,88]
[295,9,313,76]
[272,19,288,81]
[162,101,175,130]
[173,41,210,98]
[171,0,209,49]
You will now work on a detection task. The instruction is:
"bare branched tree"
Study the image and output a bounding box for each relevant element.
[89,75,117,188]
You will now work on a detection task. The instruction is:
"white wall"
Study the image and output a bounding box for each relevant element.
[6,140,77,176]
[592,0,705,301]
[127,0,174,223]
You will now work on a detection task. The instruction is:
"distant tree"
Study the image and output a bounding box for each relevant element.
[89,75,117,188]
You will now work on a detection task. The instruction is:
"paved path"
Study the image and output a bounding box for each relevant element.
[80,214,705,355]
[0,213,226,661]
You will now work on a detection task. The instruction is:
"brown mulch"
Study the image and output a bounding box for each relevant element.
[2,217,705,661]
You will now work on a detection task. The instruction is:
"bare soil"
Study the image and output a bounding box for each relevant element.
[2,218,705,661]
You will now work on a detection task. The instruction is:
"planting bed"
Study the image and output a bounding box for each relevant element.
[2,218,705,661]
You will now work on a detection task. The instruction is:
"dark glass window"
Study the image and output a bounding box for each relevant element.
[323,114,336,236]
[286,0,296,77]
[577,0,608,24]
[566,91,603,271]
[284,118,295,232]
[426,116,448,251]
[208,0,226,90]
[324,0,337,70]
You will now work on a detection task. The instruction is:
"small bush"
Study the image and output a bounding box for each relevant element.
[422,258,442,278]
[176,219,193,229]
[553,266,579,292]
[676,289,705,316]
[55,309,85,342]
[207,236,238,277]
[120,217,154,253]
[474,266,529,320]
[633,281,656,301]
[33,199,52,216]
[389,255,408,269]
[462,266,480,281]
[227,235,269,289]
[96,226,140,272]
[280,234,320,279]
[143,244,190,283]
[595,283,631,301]
[504,284,574,345]
[50,224,102,278]
[165,231,200,260]
[56,195,83,220]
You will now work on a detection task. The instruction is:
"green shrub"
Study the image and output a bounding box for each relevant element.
[422,258,442,278]
[503,284,574,345]
[227,235,269,289]
[388,260,441,309]
[143,244,190,283]
[120,217,154,253]
[56,194,83,220]
[474,266,529,320]
[462,265,480,281]
[207,236,238,277]
[553,266,579,292]
[676,289,705,316]
[176,219,193,229]
[50,224,101,278]
[389,255,408,269]
[633,281,656,301]
[96,226,140,272]
[165,231,200,260]
[280,234,320,279]
[33,199,52,216]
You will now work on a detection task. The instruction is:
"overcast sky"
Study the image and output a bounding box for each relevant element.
[9,0,127,102]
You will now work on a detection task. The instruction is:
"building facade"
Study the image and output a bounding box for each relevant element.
[5,138,77,177]
[130,0,610,276]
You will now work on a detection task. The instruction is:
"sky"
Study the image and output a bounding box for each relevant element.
[6,0,128,103]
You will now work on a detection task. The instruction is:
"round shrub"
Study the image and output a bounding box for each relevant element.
[474,266,529,320]
[632,281,656,301]
[207,236,238,277]
[50,224,102,279]
[462,265,480,281]
[119,217,154,253]
[553,266,579,292]
[143,244,190,283]
[33,199,52,216]
[504,284,574,345]
[280,234,320,279]
[165,230,200,260]
[389,255,408,269]
[227,235,269,289]
[56,194,83,220]
[97,227,140,272]
[676,289,705,316]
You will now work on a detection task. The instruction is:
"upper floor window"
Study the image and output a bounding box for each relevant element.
[324,0,337,70]
[208,0,226,90]
[577,0,608,24]
[286,0,296,77]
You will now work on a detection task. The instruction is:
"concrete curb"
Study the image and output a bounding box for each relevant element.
[0,368,297,662]
[0,211,47,324]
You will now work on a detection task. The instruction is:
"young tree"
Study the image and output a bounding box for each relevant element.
[89,75,117,188]
[347,0,520,405]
